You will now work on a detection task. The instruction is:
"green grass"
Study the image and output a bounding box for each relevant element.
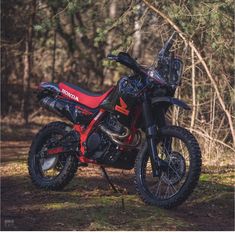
[40,195,188,230]
[1,157,234,230]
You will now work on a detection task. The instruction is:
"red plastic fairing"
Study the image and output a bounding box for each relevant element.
[58,82,113,109]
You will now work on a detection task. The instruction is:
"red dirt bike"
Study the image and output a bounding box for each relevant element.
[28,32,201,208]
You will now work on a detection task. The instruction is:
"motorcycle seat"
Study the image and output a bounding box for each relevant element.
[61,82,104,97]
[58,82,113,109]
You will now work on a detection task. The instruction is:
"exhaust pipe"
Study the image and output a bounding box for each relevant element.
[40,96,65,116]
[99,124,141,148]
[99,124,130,139]
[40,96,79,123]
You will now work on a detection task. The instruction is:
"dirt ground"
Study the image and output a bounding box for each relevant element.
[1,121,234,231]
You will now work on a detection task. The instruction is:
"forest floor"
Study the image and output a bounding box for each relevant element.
[1,119,234,231]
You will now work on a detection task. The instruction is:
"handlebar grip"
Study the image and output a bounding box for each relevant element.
[107,54,118,61]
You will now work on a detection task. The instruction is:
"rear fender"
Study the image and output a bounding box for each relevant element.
[39,82,61,94]
[37,82,61,100]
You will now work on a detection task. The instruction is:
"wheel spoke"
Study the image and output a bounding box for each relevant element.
[155,176,163,197]
[164,183,170,199]
[168,162,181,180]
[162,175,178,193]
[57,159,63,170]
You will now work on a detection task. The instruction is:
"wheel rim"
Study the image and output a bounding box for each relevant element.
[40,156,58,171]
[35,133,68,180]
[142,135,190,201]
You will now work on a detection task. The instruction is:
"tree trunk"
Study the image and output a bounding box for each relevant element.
[190,48,196,131]
[104,0,117,83]
[107,0,117,52]
[22,0,36,125]
[133,5,142,58]
[51,28,57,82]
[1,47,10,115]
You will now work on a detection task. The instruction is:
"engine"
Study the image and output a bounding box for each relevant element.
[86,114,123,162]
[86,114,140,169]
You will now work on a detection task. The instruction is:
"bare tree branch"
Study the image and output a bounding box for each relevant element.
[143,0,235,147]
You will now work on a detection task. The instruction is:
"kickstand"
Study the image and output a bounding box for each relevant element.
[100,166,118,193]
[100,166,125,210]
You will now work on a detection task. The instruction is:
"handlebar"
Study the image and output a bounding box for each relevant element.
[107,52,147,77]
[107,32,178,81]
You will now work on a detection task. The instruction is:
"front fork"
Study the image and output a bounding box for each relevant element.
[142,93,165,177]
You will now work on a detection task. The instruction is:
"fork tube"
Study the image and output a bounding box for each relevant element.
[142,93,160,177]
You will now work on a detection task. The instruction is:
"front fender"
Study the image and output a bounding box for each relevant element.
[151,96,191,110]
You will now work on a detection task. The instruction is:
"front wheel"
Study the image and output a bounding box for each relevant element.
[134,126,201,208]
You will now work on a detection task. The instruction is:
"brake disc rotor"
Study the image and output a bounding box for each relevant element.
[166,151,186,185]
[41,156,58,171]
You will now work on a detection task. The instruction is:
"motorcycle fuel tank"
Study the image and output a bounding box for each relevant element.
[100,76,143,126]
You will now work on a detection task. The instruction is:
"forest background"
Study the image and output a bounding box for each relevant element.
[2,0,234,166]
[1,0,234,231]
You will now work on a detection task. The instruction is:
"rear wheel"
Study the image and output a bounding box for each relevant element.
[134,126,201,208]
[28,122,78,190]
